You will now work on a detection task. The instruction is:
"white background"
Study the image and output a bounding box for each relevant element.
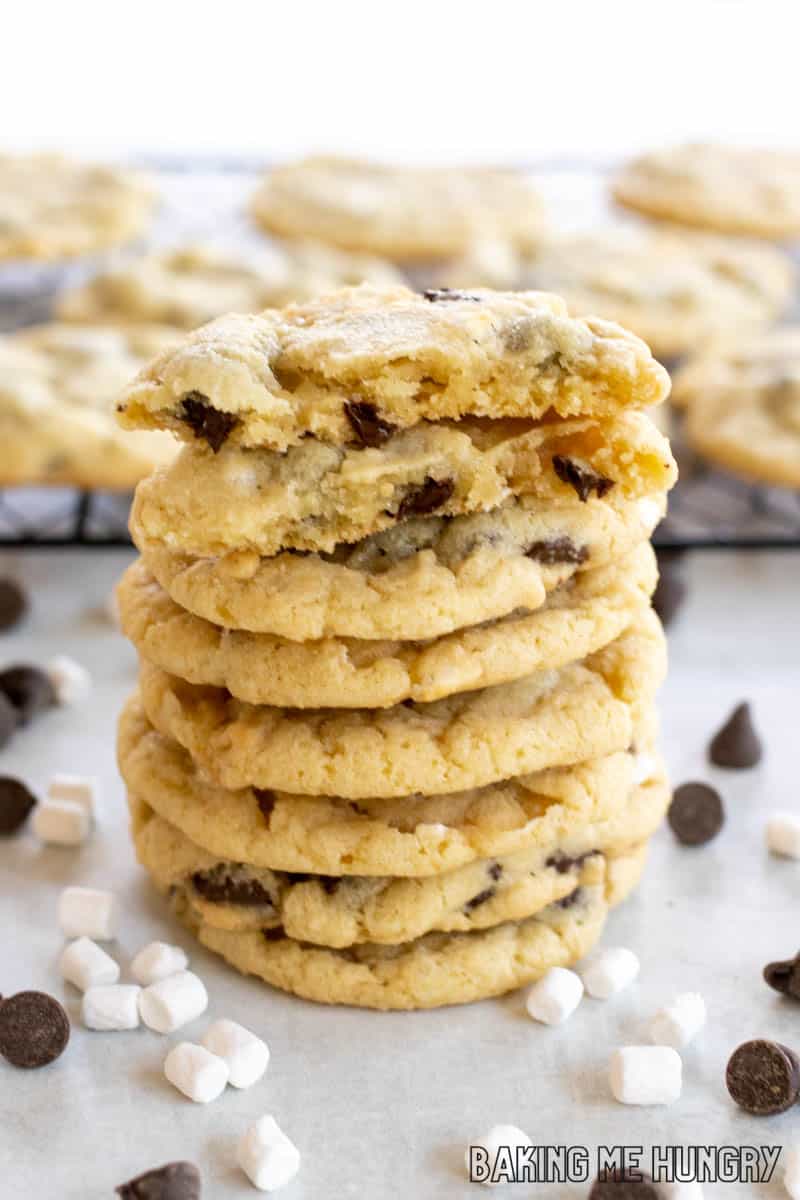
[2,0,798,162]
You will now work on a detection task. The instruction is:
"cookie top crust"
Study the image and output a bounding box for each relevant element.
[0,153,154,260]
[249,156,546,260]
[612,143,800,239]
[56,241,403,329]
[117,284,671,451]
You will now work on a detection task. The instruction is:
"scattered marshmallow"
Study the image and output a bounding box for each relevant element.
[609,1046,682,1106]
[164,1041,229,1103]
[46,655,92,706]
[47,773,99,818]
[82,984,141,1031]
[784,1145,800,1200]
[32,799,90,846]
[582,947,640,999]
[649,992,706,1050]
[766,812,800,859]
[525,967,583,1026]
[202,1018,270,1089]
[238,1115,301,1192]
[139,971,208,1034]
[131,940,189,987]
[631,752,657,786]
[464,1125,533,1188]
[60,937,119,992]
[58,887,117,940]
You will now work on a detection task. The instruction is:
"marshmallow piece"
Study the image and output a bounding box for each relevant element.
[47,773,98,818]
[464,1125,533,1187]
[202,1018,270,1089]
[766,812,800,859]
[609,1046,682,1106]
[525,967,583,1026]
[639,497,663,532]
[58,887,116,940]
[60,937,120,991]
[82,984,141,1031]
[649,992,706,1049]
[784,1145,800,1200]
[632,752,657,786]
[130,940,189,986]
[46,655,92,705]
[582,947,640,999]
[139,971,208,1033]
[164,1041,229,1103]
[238,1115,301,1192]
[32,799,90,846]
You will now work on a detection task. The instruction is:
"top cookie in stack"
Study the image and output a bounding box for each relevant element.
[117,284,675,1010]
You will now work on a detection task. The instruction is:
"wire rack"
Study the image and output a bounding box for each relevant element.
[1,155,798,551]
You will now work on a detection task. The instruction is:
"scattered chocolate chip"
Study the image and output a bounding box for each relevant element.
[546,849,596,874]
[0,777,36,835]
[0,579,27,632]
[116,1161,201,1199]
[179,391,238,453]
[764,953,800,1001]
[422,288,481,302]
[667,782,724,846]
[488,862,503,882]
[192,867,273,907]
[263,926,285,943]
[652,561,686,628]
[0,991,70,1068]
[589,1169,660,1198]
[464,886,496,912]
[726,1039,800,1114]
[395,476,455,520]
[344,400,396,447]
[708,702,763,769]
[525,537,589,566]
[255,790,275,825]
[552,456,615,503]
[0,693,18,750]
[0,665,56,725]
[555,886,582,910]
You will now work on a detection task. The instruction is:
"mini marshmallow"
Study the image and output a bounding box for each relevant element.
[582,947,640,999]
[609,1045,682,1106]
[164,1041,229,1103]
[33,799,90,846]
[525,967,583,1026]
[784,1145,800,1200]
[649,992,706,1049]
[632,752,657,786]
[139,971,208,1034]
[238,1115,301,1192]
[464,1125,533,1188]
[82,984,141,1031]
[130,940,189,986]
[766,812,800,859]
[202,1018,270,1089]
[47,773,99,818]
[46,655,92,705]
[58,887,117,940]
[60,937,119,991]
[638,497,663,532]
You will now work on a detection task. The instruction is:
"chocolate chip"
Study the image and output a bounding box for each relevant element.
[0,578,27,632]
[488,862,502,882]
[0,693,18,750]
[725,1039,800,1114]
[179,391,238,453]
[764,953,800,1001]
[546,849,596,874]
[263,926,285,943]
[0,776,36,835]
[589,1169,660,1198]
[0,665,56,725]
[422,288,481,302]
[652,561,686,628]
[555,886,582,910]
[0,991,70,1068]
[255,790,275,825]
[552,456,615,503]
[708,702,763,769]
[395,476,455,520]
[116,1161,202,1199]
[344,400,396,447]
[464,887,496,913]
[320,877,340,895]
[192,867,273,907]
[667,782,724,846]
[525,537,589,566]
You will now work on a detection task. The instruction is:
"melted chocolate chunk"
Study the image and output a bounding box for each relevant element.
[552,456,615,503]
[192,867,273,907]
[180,391,238,453]
[0,991,70,1069]
[256,790,276,825]
[344,400,396,447]
[546,850,596,874]
[764,953,800,1001]
[422,288,481,302]
[0,665,56,725]
[708,702,763,769]
[263,926,286,943]
[488,862,503,882]
[320,877,340,895]
[525,537,589,566]
[667,782,724,846]
[0,578,27,632]
[116,1161,201,1200]
[395,476,455,520]
[0,776,36,835]
[465,886,496,912]
[589,1169,660,1198]
[726,1039,800,1114]
[555,886,582,910]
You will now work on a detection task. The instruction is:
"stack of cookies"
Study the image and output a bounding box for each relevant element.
[116,285,676,1010]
